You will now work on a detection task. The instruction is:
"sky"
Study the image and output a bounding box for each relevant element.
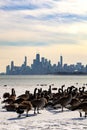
[0,0,87,72]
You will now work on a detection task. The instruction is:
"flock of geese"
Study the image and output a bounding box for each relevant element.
[1,84,87,118]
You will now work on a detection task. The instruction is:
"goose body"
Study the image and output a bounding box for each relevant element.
[71,102,87,117]
[31,97,47,114]
[2,104,17,111]
[2,88,16,105]
[16,101,32,117]
[17,90,30,101]
[53,92,72,111]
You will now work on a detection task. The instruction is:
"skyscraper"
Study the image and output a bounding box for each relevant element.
[11,61,14,71]
[60,55,63,67]
[24,56,27,66]
[36,53,40,63]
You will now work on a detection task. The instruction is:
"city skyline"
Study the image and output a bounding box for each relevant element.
[0,0,87,72]
[1,53,87,74]
[1,44,87,72]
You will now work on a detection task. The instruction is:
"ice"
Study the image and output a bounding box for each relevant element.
[0,85,87,130]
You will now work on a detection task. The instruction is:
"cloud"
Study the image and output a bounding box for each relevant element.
[0,28,79,46]
[0,0,53,11]
[0,0,87,47]
[24,13,87,23]
[0,40,50,46]
[0,5,38,11]
[0,0,87,14]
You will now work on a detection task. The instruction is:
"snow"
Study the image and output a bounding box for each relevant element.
[0,86,87,130]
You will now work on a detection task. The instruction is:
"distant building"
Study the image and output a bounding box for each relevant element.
[60,55,63,67]
[3,53,87,75]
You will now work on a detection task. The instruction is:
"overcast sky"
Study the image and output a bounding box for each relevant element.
[0,0,87,72]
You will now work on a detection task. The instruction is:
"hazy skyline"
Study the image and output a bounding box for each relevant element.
[0,0,87,72]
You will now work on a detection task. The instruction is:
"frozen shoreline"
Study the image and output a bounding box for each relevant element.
[0,85,87,130]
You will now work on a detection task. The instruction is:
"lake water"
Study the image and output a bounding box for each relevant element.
[0,75,87,90]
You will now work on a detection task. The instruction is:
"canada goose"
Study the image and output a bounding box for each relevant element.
[16,101,32,117]
[3,92,10,99]
[10,88,16,100]
[31,88,47,114]
[59,85,65,95]
[56,85,65,97]
[17,90,30,101]
[16,107,24,117]
[53,87,73,111]
[78,94,87,101]
[31,97,47,114]
[2,88,16,99]
[2,104,17,111]
[2,88,16,104]
[79,86,85,95]
[14,98,25,104]
[48,85,52,94]
[66,98,81,110]
[69,98,81,107]
[1,98,15,104]
[72,88,78,98]
[52,87,64,101]
[71,101,87,118]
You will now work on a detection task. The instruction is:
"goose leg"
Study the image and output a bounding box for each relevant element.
[26,110,28,117]
[34,107,36,114]
[61,106,63,112]
[85,112,87,118]
[79,112,82,117]
[18,114,21,118]
[37,107,40,114]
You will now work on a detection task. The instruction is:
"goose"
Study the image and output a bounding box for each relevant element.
[2,88,16,99]
[78,94,87,101]
[16,101,32,117]
[59,85,65,96]
[2,104,17,111]
[16,107,24,117]
[9,88,16,100]
[2,88,16,104]
[52,87,64,101]
[66,97,81,110]
[53,86,73,111]
[31,97,47,114]
[17,90,30,101]
[2,98,15,104]
[71,101,87,118]
[3,92,10,99]
[14,98,25,104]
[31,88,47,114]
[48,85,52,94]
[79,86,85,95]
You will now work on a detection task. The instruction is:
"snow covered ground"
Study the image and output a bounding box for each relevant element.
[0,85,87,130]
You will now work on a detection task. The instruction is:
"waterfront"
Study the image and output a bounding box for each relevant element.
[0,75,87,130]
[0,75,87,88]
[1,75,87,100]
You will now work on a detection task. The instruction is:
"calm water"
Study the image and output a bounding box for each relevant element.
[0,75,87,89]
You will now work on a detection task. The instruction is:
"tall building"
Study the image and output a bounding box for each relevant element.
[24,56,27,66]
[6,65,10,74]
[60,55,63,67]
[11,61,14,71]
[41,57,45,64]
[36,53,40,63]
